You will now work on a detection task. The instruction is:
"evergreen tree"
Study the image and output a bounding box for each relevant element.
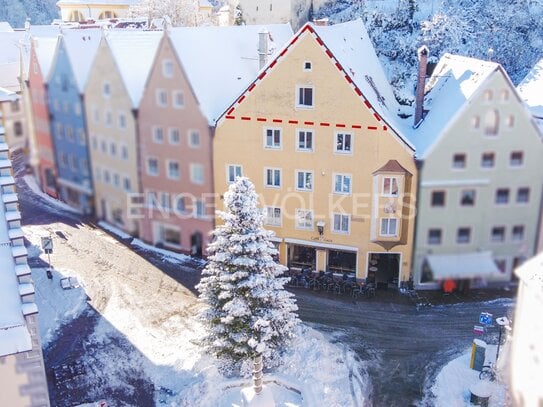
[196,177,299,375]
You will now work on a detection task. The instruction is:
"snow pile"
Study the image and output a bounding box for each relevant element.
[426,344,508,406]
[98,220,133,240]
[23,175,81,215]
[132,238,193,265]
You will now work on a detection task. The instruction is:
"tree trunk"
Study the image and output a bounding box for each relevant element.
[252,354,263,395]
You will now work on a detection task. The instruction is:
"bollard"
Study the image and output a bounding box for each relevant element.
[470,339,486,371]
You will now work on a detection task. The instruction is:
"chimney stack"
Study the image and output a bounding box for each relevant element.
[414,45,429,127]
[258,28,269,69]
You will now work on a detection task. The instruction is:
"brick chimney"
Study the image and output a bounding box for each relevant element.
[414,45,429,127]
[258,28,269,69]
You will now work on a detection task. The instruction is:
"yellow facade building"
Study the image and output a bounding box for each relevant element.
[213,20,417,286]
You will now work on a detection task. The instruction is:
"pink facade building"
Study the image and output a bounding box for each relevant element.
[137,25,293,255]
[28,37,59,198]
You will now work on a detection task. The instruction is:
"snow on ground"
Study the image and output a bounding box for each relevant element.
[31,266,88,347]
[23,175,81,214]
[131,237,196,266]
[24,219,369,406]
[97,220,132,240]
[426,344,508,407]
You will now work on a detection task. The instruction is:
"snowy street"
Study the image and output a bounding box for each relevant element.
[14,153,514,407]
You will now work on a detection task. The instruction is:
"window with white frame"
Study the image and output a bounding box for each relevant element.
[481,152,495,168]
[452,153,466,169]
[118,112,126,129]
[296,86,313,108]
[190,163,204,184]
[153,126,164,143]
[428,228,442,245]
[102,82,111,98]
[189,130,200,147]
[147,190,158,208]
[227,165,242,183]
[516,187,529,204]
[156,89,168,107]
[264,128,281,149]
[457,227,471,243]
[335,133,352,153]
[169,128,180,145]
[103,169,110,183]
[495,188,510,204]
[123,177,131,192]
[334,173,351,194]
[113,173,120,187]
[167,160,180,180]
[173,90,184,108]
[333,213,350,234]
[380,218,398,236]
[382,177,399,196]
[109,141,117,157]
[147,158,159,176]
[491,226,505,242]
[195,199,205,218]
[295,209,313,229]
[510,151,524,167]
[174,195,186,213]
[297,130,313,151]
[120,144,128,160]
[162,59,174,78]
[296,170,313,191]
[161,225,181,246]
[265,168,281,188]
[264,206,281,226]
[512,225,525,241]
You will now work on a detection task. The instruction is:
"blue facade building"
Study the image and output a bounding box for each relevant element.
[47,29,100,214]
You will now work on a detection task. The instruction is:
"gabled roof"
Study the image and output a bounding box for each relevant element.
[372,159,411,175]
[517,58,543,119]
[105,30,162,108]
[168,23,294,125]
[407,53,499,158]
[217,19,414,150]
[59,28,101,92]
[33,37,59,80]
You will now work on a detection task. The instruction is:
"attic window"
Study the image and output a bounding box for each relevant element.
[304,61,312,71]
[501,90,509,102]
[484,90,493,101]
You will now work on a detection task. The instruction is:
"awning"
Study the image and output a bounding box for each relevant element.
[425,251,500,280]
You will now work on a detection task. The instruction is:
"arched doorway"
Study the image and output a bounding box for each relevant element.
[68,10,85,22]
[190,232,203,257]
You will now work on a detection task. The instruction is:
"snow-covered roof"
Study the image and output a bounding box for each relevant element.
[60,28,101,92]
[425,251,500,280]
[408,53,499,158]
[56,0,138,5]
[33,37,59,80]
[311,19,413,147]
[105,30,162,108]
[169,23,294,125]
[515,252,543,291]
[0,174,32,357]
[0,87,18,102]
[0,22,14,32]
[517,58,543,119]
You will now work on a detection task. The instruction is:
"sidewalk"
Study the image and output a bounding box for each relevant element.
[428,344,509,406]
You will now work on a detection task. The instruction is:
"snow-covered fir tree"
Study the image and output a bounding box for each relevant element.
[196,177,299,375]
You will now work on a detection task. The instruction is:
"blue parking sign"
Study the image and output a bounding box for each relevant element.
[479,312,493,326]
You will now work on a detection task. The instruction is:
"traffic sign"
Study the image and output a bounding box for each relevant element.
[479,312,493,326]
[473,325,485,335]
[41,236,53,254]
